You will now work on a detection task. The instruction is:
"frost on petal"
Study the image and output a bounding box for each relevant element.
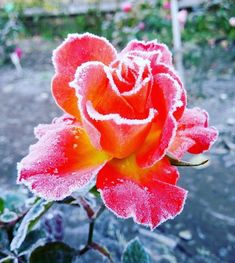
[52,33,117,118]
[169,107,218,159]
[18,116,109,200]
[71,61,157,159]
[53,33,117,75]
[151,64,186,120]
[137,73,182,167]
[34,114,76,139]
[71,62,136,120]
[110,56,153,117]
[121,40,173,66]
[97,156,187,229]
[86,105,156,159]
[136,116,176,168]
[51,74,81,120]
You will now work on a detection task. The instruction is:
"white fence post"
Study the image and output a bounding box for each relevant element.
[170,0,185,83]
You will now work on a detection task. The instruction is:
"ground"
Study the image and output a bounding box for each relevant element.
[0,37,234,262]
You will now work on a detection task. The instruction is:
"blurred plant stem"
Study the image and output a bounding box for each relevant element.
[78,197,114,262]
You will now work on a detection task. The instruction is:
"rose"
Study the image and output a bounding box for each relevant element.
[17,33,218,229]
[121,2,132,13]
[229,17,235,27]
[15,47,23,60]
[137,22,145,30]
[163,1,171,10]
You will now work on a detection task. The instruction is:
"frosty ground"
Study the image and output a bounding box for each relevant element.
[0,38,234,262]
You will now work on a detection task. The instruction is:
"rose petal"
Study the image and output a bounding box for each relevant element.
[71,62,136,119]
[52,33,117,118]
[34,114,77,139]
[18,115,109,200]
[97,156,187,229]
[121,40,173,66]
[71,61,157,158]
[151,64,186,120]
[111,55,153,117]
[51,75,81,120]
[137,73,183,167]
[169,107,218,159]
[136,116,176,167]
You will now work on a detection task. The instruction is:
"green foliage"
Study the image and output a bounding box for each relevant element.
[0,256,15,263]
[0,198,4,214]
[0,229,9,250]
[0,189,153,262]
[0,3,24,64]
[182,0,235,45]
[122,237,150,263]
[0,211,18,224]
[10,199,53,252]
[102,0,172,49]
[3,193,26,213]
[29,242,75,263]
[18,229,47,255]
[22,9,103,40]
[15,0,235,52]
[0,192,29,225]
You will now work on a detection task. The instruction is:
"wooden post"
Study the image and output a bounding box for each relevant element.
[170,0,185,83]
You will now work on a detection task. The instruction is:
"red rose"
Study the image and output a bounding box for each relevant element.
[18,33,218,229]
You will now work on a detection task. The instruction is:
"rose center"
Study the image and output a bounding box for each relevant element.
[111,55,151,94]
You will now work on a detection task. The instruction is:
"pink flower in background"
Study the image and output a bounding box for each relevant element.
[229,17,235,27]
[163,1,171,10]
[177,9,188,28]
[15,47,23,60]
[10,47,23,74]
[137,22,145,30]
[121,2,132,13]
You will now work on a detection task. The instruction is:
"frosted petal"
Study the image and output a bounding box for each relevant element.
[97,157,187,229]
[18,115,109,200]
[169,107,218,158]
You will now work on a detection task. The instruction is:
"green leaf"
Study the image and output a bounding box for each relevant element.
[89,186,100,198]
[167,153,209,167]
[0,198,4,214]
[1,192,27,214]
[18,229,47,254]
[0,256,15,263]
[10,199,53,252]
[29,242,75,263]
[4,193,25,211]
[122,238,150,263]
[0,229,9,249]
[0,210,18,223]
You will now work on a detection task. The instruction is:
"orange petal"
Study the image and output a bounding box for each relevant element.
[71,61,157,158]
[137,72,183,167]
[169,107,218,158]
[18,115,110,200]
[121,39,173,66]
[52,33,117,118]
[97,156,187,229]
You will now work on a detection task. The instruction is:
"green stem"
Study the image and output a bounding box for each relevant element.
[87,220,95,246]
[79,204,108,256]
[79,219,95,255]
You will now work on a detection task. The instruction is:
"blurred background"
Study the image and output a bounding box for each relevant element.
[0,0,235,262]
